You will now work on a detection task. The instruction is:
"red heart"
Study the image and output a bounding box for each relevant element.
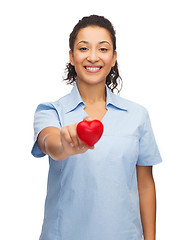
[76,120,104,146]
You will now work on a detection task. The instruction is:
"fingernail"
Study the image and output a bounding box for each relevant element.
[86,116,92,121]
[70,142,74,147]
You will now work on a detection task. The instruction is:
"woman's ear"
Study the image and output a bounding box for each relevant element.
[112,51,117,67]
[69,50,75,66]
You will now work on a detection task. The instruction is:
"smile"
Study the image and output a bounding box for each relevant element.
[84,66,102,73]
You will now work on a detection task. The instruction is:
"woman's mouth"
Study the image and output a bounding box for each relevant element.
[84,66,102,73]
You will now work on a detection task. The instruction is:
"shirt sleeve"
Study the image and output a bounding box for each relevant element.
[137,110,162,166]
[31,102,61,158]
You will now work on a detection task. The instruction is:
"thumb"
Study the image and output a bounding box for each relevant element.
[83,116,93,121]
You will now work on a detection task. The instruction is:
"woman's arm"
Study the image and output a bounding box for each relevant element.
[37,117,94,161]
[136,165,156,240]
[37,127,69,161]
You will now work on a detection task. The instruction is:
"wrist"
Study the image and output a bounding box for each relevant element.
[44,134,68,161]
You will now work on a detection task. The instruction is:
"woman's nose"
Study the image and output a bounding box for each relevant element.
[87,50,99,62]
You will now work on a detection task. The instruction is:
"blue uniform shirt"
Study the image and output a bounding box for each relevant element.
[32,82,162,240]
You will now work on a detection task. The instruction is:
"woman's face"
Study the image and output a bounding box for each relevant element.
[69,26,117,85]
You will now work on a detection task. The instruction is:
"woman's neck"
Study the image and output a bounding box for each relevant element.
[76,80,106,104]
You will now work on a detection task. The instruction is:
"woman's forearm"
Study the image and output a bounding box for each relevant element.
[37,127,68,161]
[43,133,68,161]
[37,124,94,161]
[139,181,156,240]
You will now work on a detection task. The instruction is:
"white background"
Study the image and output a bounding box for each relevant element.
[0,0,188,239]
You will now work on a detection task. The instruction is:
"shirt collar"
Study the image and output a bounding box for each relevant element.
[64,81,128,114]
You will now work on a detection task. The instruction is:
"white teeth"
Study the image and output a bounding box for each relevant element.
[86,67,100,71]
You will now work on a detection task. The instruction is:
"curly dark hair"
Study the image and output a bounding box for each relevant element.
[64,15,123,94]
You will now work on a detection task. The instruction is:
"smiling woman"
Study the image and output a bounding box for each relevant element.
[31,14,162,240]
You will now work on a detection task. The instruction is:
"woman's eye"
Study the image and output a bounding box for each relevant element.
[79,47,88,51]
[100,48,108,52]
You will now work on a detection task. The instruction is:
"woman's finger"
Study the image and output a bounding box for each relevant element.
[60,127,73,145]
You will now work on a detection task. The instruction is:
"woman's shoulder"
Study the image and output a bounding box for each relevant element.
[35,91,72,111]
[115,93,149,115]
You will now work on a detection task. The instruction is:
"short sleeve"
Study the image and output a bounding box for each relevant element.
[31,102,61,158]
[137,110,162,166]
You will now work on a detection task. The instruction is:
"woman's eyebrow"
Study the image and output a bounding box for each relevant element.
[76,40,111,46]
[99,41,111,45]
[77,41,89,45]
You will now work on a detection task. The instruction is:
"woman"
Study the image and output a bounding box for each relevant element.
[32,15,162,240]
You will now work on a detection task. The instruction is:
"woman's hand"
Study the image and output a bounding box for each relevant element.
[60,116,94,158]
[37,116,94,161]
